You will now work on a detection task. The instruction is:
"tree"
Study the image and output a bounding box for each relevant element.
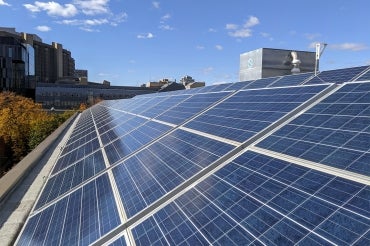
[0,92,74,172]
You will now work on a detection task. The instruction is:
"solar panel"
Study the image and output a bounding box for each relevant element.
[242,76,280,89]
[305,65,370,84]
[185,85,330,142]
[155,91,231,124]
[223,80,254,91]
[257,81,370,176]
[17,174,121,246]
[113,129,234,218]
[130,150,369,245]
[15,66,370,245]
[355,67,370,81]
[268,72,314,87]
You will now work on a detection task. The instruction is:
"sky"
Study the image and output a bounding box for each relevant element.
[1,0,370,86]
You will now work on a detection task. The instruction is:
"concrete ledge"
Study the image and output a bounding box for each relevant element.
[0,112,78,206]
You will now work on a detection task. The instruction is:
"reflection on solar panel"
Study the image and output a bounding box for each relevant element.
[257,82,370,176]
[185,85,330,142]
[269,72,313,87]
[131,151,369,245]
[16,66,370,245]
[305,65,370,84]
[356,67,370,81]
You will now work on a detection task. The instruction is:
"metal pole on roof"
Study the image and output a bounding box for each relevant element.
[315,43,328,76]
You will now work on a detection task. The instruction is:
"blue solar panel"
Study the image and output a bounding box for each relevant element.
[185,85,329,142]
[155,91,230,124]
[35,150,106,210]
[268,72,314,87]
[139,94,191,118]
[113,129,234,218]
[356,67,370,81]
[131,150,369,245]
[257,81,370,176]
[15,66,370,245]
[223,80,254,91]
[206,83,235,92]
[305,66,370,84]
[242,76,280,89]
[17,174,121,246]
[104,120,172,165]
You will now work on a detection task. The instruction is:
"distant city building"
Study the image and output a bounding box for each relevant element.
[74,69,88,80]
[36,82,156,109]
[158,82,185,92]
[0,27,75,96]
[239,48,316,81]
[180,75,205,89]
[146,78,174,89]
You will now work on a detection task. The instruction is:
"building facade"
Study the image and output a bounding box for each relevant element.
[36,82,157,109]
[0,27,75,95]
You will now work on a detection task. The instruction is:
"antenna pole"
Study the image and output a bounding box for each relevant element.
[315,43,327,76]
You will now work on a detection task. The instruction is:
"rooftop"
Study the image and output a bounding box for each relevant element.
[1,65,370,245]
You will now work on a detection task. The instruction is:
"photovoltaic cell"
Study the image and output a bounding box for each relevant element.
[17,174,121,246]
[16,66,370,245]
[242,76,280,89]
[268,72,314,87]
[356,68,370,81]
[223,80,254,91]
[131,150,370,245]
[139,94,191,118]
[155,91,230,125]
[112,129,234,218]
[52,137,101,174]
[205,83,235,92]
[104,120,172,165]
[305,66,370,84]
[35,150,106,210]
[185,85,329,142]
[257,81,370,175]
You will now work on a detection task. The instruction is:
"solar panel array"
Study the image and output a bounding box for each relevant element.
[16,65,370,245]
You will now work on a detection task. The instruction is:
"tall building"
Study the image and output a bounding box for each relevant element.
[0,27,75,94]
[240,48,316,81]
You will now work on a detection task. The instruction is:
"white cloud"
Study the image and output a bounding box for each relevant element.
[196,45,205,50]
[0,0,10,6]
[152,1,160,9]
[85,18,108,25]
[159,24,174,30]
[225,24,238,30]
[228,29,252,38]
[161,14,171,21]
[244,16,259,28]
[304,33,321,40]
[208,28,217,32]
[58,18,108,26]
[202,66,214,74]
[24,1,78,17]
[137,32,154,39]
[110,12,128,26]
[226,16,259,38]
[36,25,51,32]
[331,43,368,51]
[79,26,100,32]
[73,0,109,15]
[215,45,223,51]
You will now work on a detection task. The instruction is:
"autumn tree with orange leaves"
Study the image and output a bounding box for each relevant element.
[0,92,73,174]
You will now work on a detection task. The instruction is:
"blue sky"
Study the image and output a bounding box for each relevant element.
[1,0,370,86]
